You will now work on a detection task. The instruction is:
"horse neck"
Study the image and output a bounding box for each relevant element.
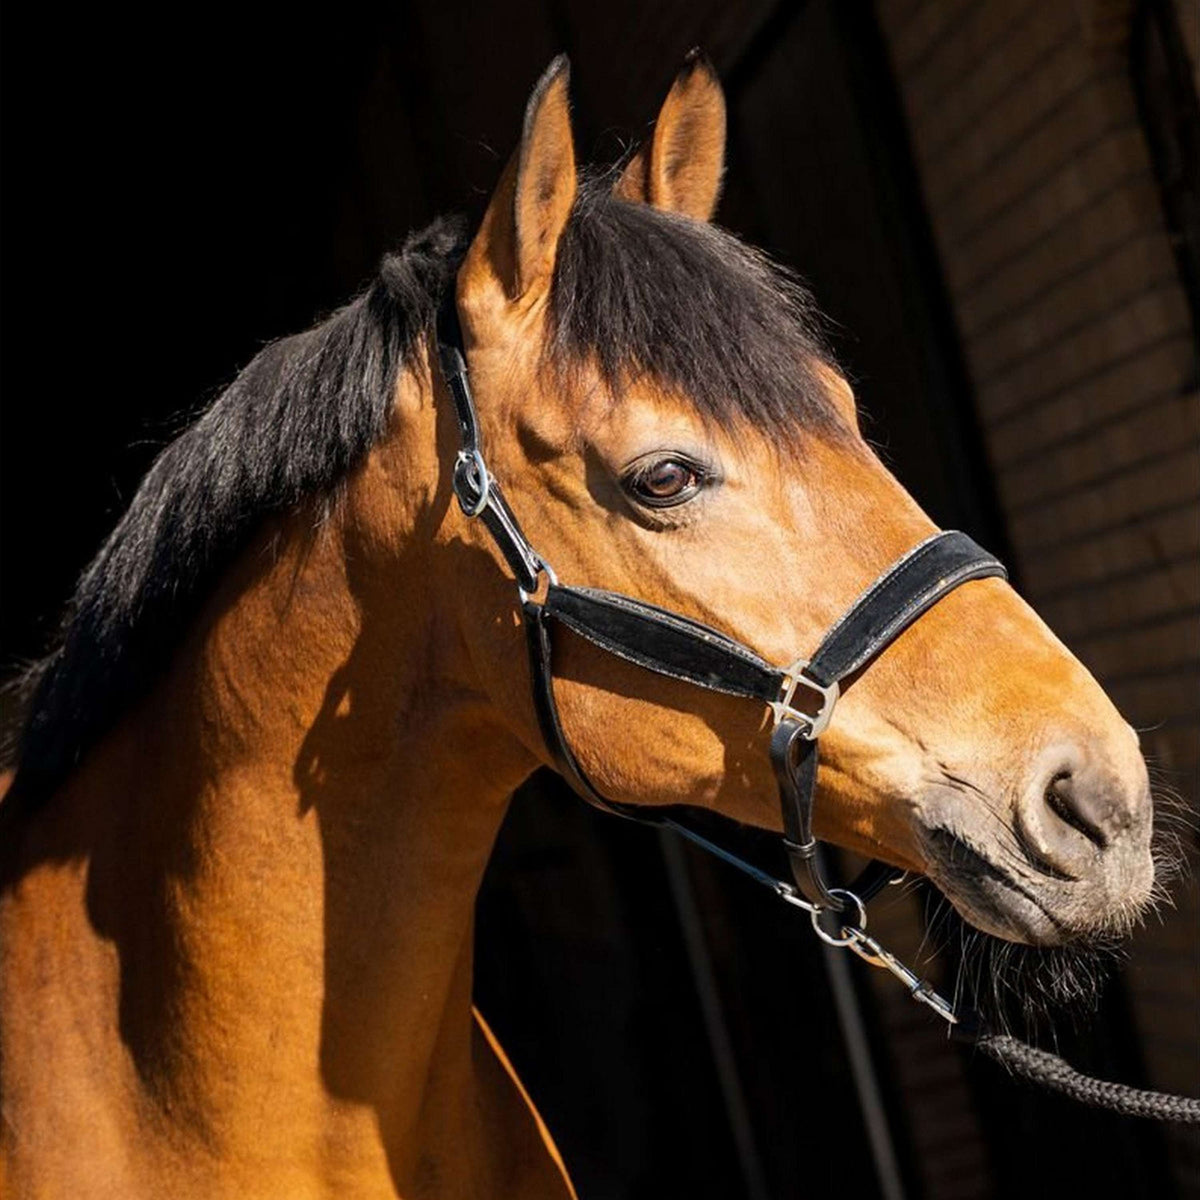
[2,358,542,1185]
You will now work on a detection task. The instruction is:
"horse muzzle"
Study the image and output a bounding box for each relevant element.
[916,737,1155,945]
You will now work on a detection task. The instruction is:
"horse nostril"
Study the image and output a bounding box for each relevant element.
[1012,741,1152,885]
[1013,752,1131,880]
[1043,771,1108,850]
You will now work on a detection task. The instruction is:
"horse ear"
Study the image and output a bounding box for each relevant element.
[614,50,726,221]
[461,56,577,307]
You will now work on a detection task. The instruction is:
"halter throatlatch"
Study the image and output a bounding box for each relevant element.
[436,299,1200,1123]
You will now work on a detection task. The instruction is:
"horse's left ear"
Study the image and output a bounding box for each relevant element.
[615,50,726,221]
[460,56,577,310]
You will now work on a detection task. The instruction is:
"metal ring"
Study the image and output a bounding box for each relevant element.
[517,559,559,606]
[809,888,867,947]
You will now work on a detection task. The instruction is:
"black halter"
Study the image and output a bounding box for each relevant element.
[436,302,1006,917]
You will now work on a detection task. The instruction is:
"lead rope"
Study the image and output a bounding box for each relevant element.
[727,854,1200,1123]
[971,1034,1200,1122]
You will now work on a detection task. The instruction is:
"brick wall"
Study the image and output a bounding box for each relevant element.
[875,0,1200,1189]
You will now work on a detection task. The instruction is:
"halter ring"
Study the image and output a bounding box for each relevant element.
[769,659,840,737]
[518,559,559,606]
[809,888,867,945]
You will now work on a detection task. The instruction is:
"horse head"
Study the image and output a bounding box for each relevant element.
[440,56,1155,952]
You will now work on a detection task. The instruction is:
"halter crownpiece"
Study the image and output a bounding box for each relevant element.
[437,298,1200,1122]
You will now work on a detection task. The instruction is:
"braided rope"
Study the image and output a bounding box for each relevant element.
[978,1034,1200,1123]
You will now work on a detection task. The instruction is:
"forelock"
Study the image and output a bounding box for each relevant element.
[546,175,845,441]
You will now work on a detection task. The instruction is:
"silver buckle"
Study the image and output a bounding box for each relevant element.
[769,658,839,737]
[453,449,490,517]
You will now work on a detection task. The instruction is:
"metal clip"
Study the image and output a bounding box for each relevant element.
[769,658,840,737]
[845,928,958,1025]
[775,880,818,915]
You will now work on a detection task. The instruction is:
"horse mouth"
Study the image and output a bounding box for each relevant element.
[918,826,1068,945]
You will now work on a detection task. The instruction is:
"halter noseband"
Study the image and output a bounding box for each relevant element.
[436,301,1007,919]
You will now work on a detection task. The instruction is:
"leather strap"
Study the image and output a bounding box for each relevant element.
[527,534,1004,909]
[526,595,855,903]
[526,590,907,909]
[805,531,1006,688]
[477,481,545,594]
[771,721,845,910]
[438,303,545,594]
[436,310,482,457]
[766,532,1006,907]
[539,536,1006,717]
[545,586,782,702]
[524,599,624,815]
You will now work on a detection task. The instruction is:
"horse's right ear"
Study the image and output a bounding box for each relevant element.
[460,56,577,314]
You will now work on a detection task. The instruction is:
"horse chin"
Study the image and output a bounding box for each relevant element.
[914,822,1178,1033]
[914,835,1127,1029]
[919,823,1155,942]
[941,874,1063,945]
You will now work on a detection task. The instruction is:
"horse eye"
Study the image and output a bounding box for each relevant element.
[624,457,705,508]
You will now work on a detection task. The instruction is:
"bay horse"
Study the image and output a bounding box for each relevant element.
[0,55,1156,1198]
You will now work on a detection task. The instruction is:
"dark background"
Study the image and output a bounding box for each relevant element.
[1,3,1194,1197]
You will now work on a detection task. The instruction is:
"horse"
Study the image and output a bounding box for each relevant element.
[0,53,1157,1198]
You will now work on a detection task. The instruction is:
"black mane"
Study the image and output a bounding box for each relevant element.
[4,177,837,805]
